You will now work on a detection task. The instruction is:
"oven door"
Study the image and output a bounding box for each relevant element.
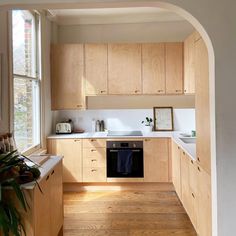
[107,148,144,178]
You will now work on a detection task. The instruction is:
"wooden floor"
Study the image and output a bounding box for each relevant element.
[63,186,197,236]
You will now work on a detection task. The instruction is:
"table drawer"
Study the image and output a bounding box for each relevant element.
[83,139,106,148]
[83,167,106,182]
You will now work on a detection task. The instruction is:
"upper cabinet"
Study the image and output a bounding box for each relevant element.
[85,44,108,95]
[195,37,211,174]
[142,43,165,94]
[165,43,184,94]
[184,33,195,94]
[51,44,85,110]
[108,43,142,95]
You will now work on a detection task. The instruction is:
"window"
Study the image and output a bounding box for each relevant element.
[12,10,41,153]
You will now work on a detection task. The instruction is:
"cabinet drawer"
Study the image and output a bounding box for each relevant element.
[83,167,106,182]
[83,139,106,148]
[83,148,106,167]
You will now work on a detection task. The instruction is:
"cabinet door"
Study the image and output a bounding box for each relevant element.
[188,159,198,231]
[171,141,181,198]
[144,138,169,182]
[51,44,84,110]
[48,139,82,182]
[34,175,51,236]
[180,151,191,215]
[184,33,195,94]
[108,43,142,94]
[85,44,108,95]
[195,38,211,174]
[165,43,183,94]
[142,43,165,94]
[50,161,63,235]
[197,165,212,236]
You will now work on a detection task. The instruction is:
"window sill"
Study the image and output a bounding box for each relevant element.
[22,146,47,156]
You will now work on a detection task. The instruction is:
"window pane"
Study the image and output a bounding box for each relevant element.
[14,77,40,152]
[12,10,36,77]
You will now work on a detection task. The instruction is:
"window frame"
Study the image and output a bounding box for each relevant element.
[12,10,42,155]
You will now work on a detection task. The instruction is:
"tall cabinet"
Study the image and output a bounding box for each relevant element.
[195,37,211,174]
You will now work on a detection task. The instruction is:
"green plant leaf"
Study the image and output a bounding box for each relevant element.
[8,180,27,212]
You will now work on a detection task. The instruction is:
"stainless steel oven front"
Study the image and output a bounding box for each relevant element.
[106,141,144,178]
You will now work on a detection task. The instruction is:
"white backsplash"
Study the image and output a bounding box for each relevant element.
[52,109,195,133]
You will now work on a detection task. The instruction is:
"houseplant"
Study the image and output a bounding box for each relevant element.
[141,117,153,132]
[0,150,41,236]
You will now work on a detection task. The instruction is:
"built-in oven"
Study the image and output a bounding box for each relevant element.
[106,141,144,178]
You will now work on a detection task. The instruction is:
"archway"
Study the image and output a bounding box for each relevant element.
[0,1,217,235]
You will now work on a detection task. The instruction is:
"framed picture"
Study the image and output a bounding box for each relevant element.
[153,107,174,131]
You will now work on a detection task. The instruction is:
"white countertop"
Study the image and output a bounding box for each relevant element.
[47,131,196,161]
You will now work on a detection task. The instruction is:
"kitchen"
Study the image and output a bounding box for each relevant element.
[0,4,213,236]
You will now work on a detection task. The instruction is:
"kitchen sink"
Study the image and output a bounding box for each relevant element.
[179,137,196,144]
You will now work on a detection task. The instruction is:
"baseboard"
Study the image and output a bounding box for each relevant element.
[63,182,174,192]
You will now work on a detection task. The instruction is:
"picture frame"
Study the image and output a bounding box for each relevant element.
[153,107,174,131]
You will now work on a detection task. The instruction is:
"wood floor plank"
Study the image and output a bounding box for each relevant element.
[63,189,196,236]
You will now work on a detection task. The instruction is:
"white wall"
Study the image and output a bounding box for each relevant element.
[52,109,195,133]
[57,21,194,43]
[1,1,236,235]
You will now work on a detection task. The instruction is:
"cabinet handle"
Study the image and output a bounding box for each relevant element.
[197,157,200,162]
[74,140,80,142]
[134,90,140,93]
[175,89,182,92]
[46,175,50,181]
[184,89,187,92]
[198,166,201,172]
[90,139,96,142]
[51,170,55,175]
[91,169,97,172]
[191,160,194,164]
[157,90,163,93]
[91,149,96,152]
[100,90,106,93]
[178,146,180,150]
[145,139,151,142]
[77,104,83,108]
[192,193,195,198]
[183,151,185,155]
[91,159,97,162]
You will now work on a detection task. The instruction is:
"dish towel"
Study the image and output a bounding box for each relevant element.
[117,149,133,174]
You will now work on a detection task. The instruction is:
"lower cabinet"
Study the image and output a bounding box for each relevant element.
[144,138,170,182]
[82,144,106,182]
[47,139,83,182]
[171,140,182,198]
[172,140,212,235]
[9,159,63,236]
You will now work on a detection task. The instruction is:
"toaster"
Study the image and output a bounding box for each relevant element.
[56,122,73,134]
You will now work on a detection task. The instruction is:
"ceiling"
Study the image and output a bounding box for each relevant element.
[48,7,188,25]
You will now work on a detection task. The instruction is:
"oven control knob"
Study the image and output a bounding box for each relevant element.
[133,144,136,148]
[113,144,116,148]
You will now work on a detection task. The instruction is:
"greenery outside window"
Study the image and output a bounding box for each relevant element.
[12,10,41,153]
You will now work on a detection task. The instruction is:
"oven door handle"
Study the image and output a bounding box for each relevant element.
[109,149,141,153]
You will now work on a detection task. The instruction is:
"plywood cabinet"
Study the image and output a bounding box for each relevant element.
[47,139,82,182]
[51,44,85,110]
[142,43,165,94]
[184,33,195,94]
[180,150,191,214]
[82,139,106,182]
[144,138,169,182]
[197,165,212,236]
[108,43,142,94]
[165,43,183,94]
[85,44,108,95]
[195,38,211,174]
[171,140,181,198]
